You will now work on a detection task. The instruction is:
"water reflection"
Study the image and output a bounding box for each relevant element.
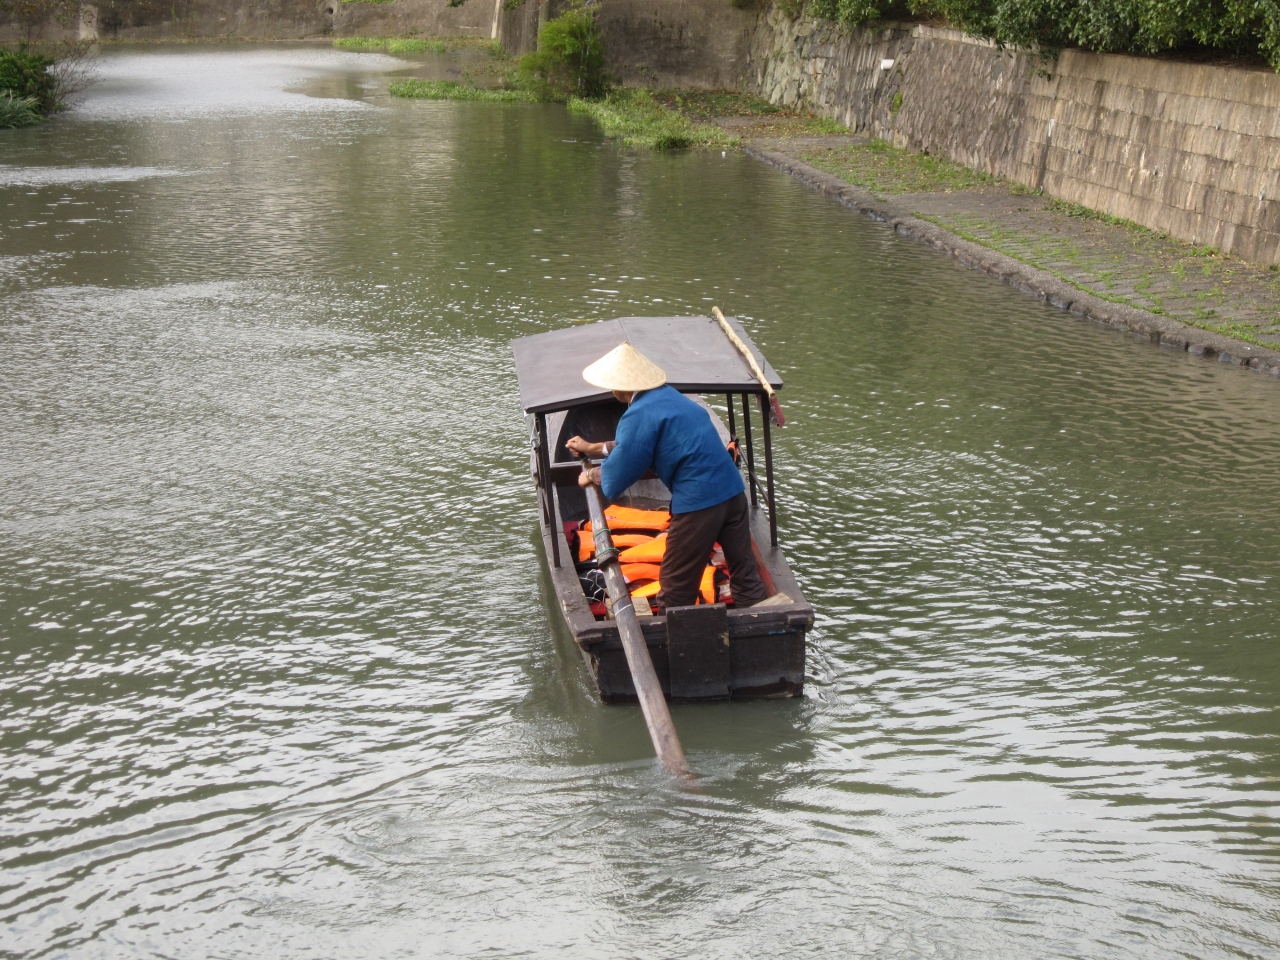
[1,43,1279,959]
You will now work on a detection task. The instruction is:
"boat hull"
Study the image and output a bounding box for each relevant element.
[538,489,812,703]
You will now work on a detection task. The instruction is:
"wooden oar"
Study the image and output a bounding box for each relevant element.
[581,459,693,781]
[712,306,785,427]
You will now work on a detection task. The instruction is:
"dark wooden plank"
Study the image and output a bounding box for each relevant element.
[666,603,732,700]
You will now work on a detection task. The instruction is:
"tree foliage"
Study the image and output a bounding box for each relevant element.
[799,0,1280,69]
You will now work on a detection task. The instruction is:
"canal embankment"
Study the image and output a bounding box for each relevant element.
[741,136,1280,377]
[628,90,1280,376]
[745,8,1280,270]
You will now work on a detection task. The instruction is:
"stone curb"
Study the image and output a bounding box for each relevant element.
[742,144,1280,380]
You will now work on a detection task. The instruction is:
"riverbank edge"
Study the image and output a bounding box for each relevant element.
[744,144,1280,380]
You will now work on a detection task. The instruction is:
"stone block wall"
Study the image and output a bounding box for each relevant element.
[747,6,1280,266]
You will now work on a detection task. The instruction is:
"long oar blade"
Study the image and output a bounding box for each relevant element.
[581,464,693,781]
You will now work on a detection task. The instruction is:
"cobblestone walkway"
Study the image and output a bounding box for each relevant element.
[778,138,1280,350]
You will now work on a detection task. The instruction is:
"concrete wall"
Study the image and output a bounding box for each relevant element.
[334,0,495,40]
[498,0,757,88]
[593,0,756,90]
[0,0,502,43]
[496,0,543,57]
[747,6,1280,266]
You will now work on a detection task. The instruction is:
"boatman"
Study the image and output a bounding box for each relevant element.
[566,342,769,611]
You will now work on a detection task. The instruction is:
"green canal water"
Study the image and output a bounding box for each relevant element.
[3,45,1280,959]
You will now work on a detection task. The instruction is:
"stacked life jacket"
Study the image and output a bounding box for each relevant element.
[568,504,731,618]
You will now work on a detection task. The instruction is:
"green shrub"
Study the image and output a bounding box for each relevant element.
[795,0,1280,71]
[0,47,57,116]
[0,89,40,127]
[518,2,608,100]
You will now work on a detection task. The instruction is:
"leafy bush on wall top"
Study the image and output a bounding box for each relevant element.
[799,0,1280,70]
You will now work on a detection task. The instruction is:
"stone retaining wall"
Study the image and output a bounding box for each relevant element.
[747,7,1280,266]
[0,0,331,41]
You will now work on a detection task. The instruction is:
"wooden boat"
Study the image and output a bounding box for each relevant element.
[512,316,814,704]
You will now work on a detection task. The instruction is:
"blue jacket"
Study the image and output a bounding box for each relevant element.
[600,385,744,514]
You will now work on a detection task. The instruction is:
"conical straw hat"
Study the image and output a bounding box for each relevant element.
[582,342,667,392]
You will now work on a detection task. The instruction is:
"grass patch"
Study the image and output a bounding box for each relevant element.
[651,88,848,137]
[568,89,737,149]
[802,139,998,197]
[388,79,536,102]
[334,36,504,56]
[1046,198,1173,242]
[651,89,784,119]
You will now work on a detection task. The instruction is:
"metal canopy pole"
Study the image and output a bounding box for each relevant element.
[535,413,560,568]
[726,392,736,440]
[759,393,778,549]
[741,393,757,507]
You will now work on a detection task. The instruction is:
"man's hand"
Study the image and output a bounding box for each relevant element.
[566,436,607,458]
[578,465,600,489]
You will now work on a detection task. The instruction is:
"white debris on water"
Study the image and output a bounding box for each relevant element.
[0,165,183,186]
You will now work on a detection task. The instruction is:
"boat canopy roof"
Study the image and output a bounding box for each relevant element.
[512,316,783,414]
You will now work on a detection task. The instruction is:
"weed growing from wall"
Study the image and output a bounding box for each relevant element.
[519,2,609,100]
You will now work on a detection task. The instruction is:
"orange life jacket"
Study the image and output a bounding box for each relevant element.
[617,533,667,564]
[605,504,670,530]
[578,532,654,563]
[627,564,718,605]
[581,506,670,537]
[631,580,662,599]
[698,565,716,604]
[620,562,663,585]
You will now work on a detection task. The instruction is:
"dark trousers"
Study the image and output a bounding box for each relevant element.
[657,492,769,610]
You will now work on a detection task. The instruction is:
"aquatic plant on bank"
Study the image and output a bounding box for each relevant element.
[0,88,40,127]
[334,35,504,56]
[567,89,737,150]
[388,79,537,102]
